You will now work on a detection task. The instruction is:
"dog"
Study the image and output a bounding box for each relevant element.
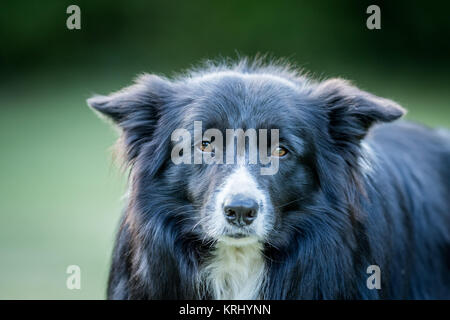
[88,58,450,299]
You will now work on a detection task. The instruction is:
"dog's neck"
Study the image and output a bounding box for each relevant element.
[201,238,265,300]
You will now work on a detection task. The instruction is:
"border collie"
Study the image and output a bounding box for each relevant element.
[88,58,449,299]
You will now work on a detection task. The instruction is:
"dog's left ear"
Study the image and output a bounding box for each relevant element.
[315,78,406,143]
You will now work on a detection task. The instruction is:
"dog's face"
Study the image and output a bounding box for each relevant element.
[166,73,320,245]
[88,64,404,247]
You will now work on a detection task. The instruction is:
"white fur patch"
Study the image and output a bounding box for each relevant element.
[200,167,269,299]
[209,167,268,237]
[359,141,377,176]
[201,238,265,300]
[215,167,265,205]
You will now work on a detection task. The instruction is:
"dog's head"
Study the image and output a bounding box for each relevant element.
[88,61,405,248]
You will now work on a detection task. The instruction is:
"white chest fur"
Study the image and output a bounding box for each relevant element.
[201,238,265,300]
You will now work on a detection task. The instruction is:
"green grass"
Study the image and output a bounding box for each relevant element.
[0,66,448,299]
[0,74,126,299]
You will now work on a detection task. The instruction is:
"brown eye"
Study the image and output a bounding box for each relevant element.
[198,141,213,153]
[272,146,288,157]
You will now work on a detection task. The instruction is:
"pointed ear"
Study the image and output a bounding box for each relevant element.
[87,74,173,162]
[315,78,406,143]
[87,74,172,125]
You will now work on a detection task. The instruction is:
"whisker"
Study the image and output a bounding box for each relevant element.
[274,198,303,209]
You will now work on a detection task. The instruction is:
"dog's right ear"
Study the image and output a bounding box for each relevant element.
[87,74,172,126]
[88,74,173,163]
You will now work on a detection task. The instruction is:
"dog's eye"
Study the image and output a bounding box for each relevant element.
[272,146,288,157]
[198,141,213,153]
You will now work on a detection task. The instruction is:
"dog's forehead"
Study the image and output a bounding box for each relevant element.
[182,72,302,128]
[196,72,300,101]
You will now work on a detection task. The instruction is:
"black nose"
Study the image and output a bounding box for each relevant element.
[223,194,259,227]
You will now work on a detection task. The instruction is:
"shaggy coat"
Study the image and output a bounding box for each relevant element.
[88,59,450,299]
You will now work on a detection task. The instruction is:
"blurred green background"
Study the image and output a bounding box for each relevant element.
[0,1,449,299]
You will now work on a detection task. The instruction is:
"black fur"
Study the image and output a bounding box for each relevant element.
[88,59,450,299]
